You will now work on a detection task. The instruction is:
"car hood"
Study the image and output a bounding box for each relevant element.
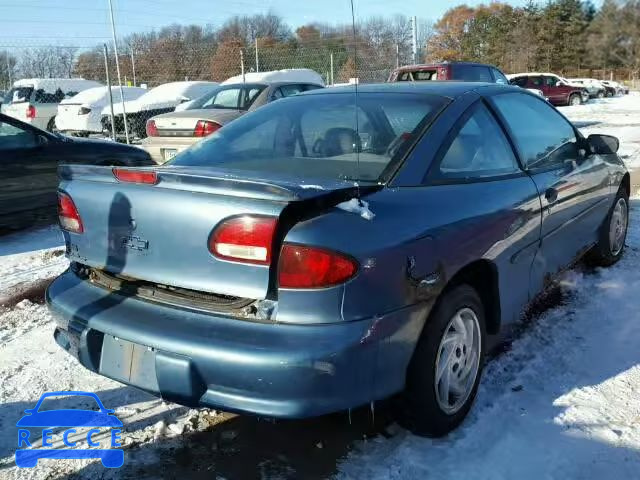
[17,410,123,427]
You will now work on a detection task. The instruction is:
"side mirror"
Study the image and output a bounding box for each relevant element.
[588,134,619,155]
[37,134,49,146]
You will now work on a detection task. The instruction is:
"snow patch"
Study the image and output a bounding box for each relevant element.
[336,198,375,220]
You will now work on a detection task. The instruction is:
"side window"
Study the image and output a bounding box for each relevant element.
[492,68,509,85]
[279,84,305,98]
[544,76,558,87]
[435,104,519,180]
[510,76,528,88]
[492,93,577,170]
[453,65,493,82]
[531,76,543,87]
[271,88,284,100]
[302,84,323,92]
[0,121,38,150]
[240,87,264,109]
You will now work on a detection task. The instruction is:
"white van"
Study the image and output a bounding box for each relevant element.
[1,78,103,131]
[55,86,147,136]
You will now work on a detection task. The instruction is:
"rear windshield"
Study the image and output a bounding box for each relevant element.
[6,87,34,104]
[169,92,447,182]
[397,70,438,81]
[189,84,266,110]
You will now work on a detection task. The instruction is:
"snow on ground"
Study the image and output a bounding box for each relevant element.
[0,95,639,479]
[562,93,640,169]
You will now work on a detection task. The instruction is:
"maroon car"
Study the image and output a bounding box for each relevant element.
[388,62,509,85]
[508,73,586,106]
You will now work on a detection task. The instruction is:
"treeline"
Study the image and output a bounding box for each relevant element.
[70,13,428,85]
[1,0,639,91]
[428,0,640,74]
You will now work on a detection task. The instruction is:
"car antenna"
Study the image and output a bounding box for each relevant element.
[349,0,361,200]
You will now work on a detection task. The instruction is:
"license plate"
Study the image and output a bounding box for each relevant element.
[163,149,178,160]
[100,335,159,392]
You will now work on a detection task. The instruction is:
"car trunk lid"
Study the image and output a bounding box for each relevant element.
[59,165,376,300]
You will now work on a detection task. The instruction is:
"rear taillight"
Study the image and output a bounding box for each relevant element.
[146,119,158,137]
[113,168,158,184]
[26,105,36,119]
[194,120,221,137]
[209,216,277,265]
[278,245,357,289]
[57,192,83,234]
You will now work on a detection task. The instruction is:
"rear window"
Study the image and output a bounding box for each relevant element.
[6,87,33,104]
[191,85,266,110]
[169,92,447,182]
[397,70,438,81]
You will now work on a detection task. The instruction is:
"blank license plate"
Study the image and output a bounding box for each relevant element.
[163,149,178,160]
[100,335,159,392]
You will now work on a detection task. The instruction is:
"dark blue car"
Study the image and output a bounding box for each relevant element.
[46,82,629,436]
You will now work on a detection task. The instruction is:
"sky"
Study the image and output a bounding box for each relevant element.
[0,0,598,48]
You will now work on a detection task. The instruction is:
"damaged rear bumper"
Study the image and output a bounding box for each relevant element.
[46,268,428,418]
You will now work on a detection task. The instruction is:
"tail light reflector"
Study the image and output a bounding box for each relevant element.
[146,119,158,137]
[278,245,358,288]
[210,216,277,265]
[57,192,83,234]
[113,168,158,184]
[194,120,221,137]
[26,105,36,119]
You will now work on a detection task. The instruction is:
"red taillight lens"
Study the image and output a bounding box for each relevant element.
[209,216,277,265]
[194,120,221,137]
[146,119,158,137]
[26,105,36,119]
[57,192,83,234]
[113,168,158,184]
[278,245,358,289]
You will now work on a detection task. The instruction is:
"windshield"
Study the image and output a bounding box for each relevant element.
[169,92,447,182]
[6,87,33,104]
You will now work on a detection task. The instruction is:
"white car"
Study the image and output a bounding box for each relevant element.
[100,81,219,139]
[55,86,147,136]
[568,78,607,98]
[1,78,103,131]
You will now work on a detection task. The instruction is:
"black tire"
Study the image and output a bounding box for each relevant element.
[597,91,605,99]
[46,117,57,133]
[568,93,582,106]
[588,188,629,267]
[401,284,486,437]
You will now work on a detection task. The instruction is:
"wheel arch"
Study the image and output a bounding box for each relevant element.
[621,172,630,198]
[443,259,501,335]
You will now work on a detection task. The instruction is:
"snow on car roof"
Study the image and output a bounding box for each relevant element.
[12,78,103,94]
[137,81,218,103]
[60,86,147,106]
[506,72,560,78]
[221,69,324,86]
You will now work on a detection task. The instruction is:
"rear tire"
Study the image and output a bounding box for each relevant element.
[568,94,582,106]
[46,117,58,133]
[597,91,605,99]
[401,284,486,437]
[588,188,629,267]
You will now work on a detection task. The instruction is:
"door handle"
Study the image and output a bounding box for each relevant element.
[545,188,558,204]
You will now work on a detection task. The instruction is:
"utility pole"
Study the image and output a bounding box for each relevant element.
[131,49,137,86]
[254,38,259,73]
[103,44,116,141]
[240,49,245,83]
[330,52,334,85]
[107,0,130,144]
[411,16,418,64]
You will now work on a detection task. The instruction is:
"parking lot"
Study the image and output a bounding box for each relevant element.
[0,94,639,479]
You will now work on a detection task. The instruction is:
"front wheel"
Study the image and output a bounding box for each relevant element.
[569,94,582,106]
[588,189,629,266]
[597,91,605,99]
[401,284,486,437]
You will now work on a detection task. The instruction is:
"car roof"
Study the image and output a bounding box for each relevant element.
[507,72,560,77]
[395,61,498,70]
[302,81,518,99]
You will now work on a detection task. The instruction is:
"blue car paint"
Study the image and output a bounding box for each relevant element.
[46,82,628,419]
